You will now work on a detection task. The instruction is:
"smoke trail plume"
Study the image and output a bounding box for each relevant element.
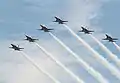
[20,51,61,83]
[113,42,120,52]
[49,32,109,83]
[89,34,120,67]
[63,24,120,80]
[35,43,85,83]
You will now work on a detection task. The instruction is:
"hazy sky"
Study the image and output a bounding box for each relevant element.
[0,0,120,83]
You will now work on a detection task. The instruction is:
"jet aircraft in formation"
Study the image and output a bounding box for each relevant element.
[39,25,53,32]
[53,16,68,24]
[24,35,38,42]
[79,26,94,34]
[9,16,119,51]
[9,44,24,51]
[103,34,118,42]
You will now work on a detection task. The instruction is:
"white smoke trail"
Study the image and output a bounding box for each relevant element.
[35,43,85,83]
[89,34,120,67]
[63,24,120,80]
[20,51,61,83]
[113,42,120,52]
[49,32,109,83]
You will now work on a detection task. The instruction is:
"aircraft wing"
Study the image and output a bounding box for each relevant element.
[33,38,39,41]
[112,38,118,40]
[89,30,94,32]
[20,48,24,49]
[48,29,54,30]
[63,21,68,22]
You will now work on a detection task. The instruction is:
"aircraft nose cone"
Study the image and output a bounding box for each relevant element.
[25,34,28,37]
[11,44,13,45]
[40,24,43,27]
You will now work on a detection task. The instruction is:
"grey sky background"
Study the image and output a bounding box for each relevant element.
[0,0,120,83]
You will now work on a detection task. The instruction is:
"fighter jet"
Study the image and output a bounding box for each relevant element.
[103,34,118,42]
[39,25,53,32]
[24,35,38,42]
[9,44,24,51]
[79,26,94,34]
[53,16,68,24]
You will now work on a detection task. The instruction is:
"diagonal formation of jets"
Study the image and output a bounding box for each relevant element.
[9,16,120,83]
[10,16,118,51]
